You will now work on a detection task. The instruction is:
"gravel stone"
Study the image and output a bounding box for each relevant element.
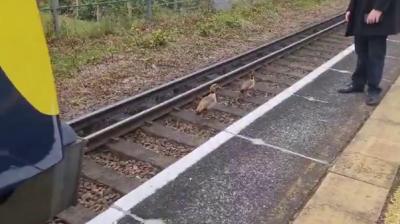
[218,95,258,110]
[78,178,121,213]
[184,102,239,124]
[126,129,193,158]
[157,116,218,139]
[86,149,159,180]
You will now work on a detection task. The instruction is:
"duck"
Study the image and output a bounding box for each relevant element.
[240,74,256,96]
[196,84,220,114]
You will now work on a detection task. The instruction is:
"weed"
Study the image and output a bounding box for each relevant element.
[216,14,242,28]
[196,20,219,36]
[133,29,171,48]
[290,0,326,9]
[196,12,242,36]
[50,41,112,79]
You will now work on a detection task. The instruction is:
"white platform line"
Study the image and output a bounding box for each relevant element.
[110,205,166,224]
[233,134,329,165]
[90,207,125,224]
[87,44,355,224]
[293,94,329,104]
[329,68,352,74]
[110,205,144,223]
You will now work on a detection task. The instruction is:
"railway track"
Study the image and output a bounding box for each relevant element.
[51,13,354,224]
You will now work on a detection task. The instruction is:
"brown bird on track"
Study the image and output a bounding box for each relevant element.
[196,84,220,114]
[240,74,256,96]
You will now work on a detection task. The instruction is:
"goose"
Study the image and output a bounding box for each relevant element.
[196,84,220,114]
[240,74,256,96]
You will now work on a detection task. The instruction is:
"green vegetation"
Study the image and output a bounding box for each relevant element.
[196,13,242,36]
[44,0,330,79]
[291,0,324,8]
[41,13,127,39]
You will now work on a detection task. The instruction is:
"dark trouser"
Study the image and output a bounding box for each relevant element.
[352,35,387,94]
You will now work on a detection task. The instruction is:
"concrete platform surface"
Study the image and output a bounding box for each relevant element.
[294,67,400,224]
[88,37,400,224]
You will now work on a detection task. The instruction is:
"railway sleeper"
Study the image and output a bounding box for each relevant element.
[272,60,316,72]
[318,38,351,46]
[107,140,176,169]
[303,46,338,55]
[229,79,285,94]
[294,50,333,60]
[142,123,206,147]
[218,89,266,105]
[57,205,97,224]
[311,42,346,51]
[212,103,248,117]
[284,55,323,66]
[255,71,299,84]
[264,64,308,78]
[324,35,351,42]
[170,110,227,131]
[81,159,142,195]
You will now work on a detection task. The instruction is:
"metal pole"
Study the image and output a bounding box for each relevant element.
[96,0,101,21]
[146,0,152,19]
[50,0,61,34]
[127,1,133,18]
[74,0,80,18]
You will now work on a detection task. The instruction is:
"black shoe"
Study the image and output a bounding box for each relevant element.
[338,86,364,94]
[366,93,381,106]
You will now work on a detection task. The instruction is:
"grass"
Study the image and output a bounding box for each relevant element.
[44,0,331,79]
[41,13,119,39]
[291,0,325,8]
[42,13,128,78]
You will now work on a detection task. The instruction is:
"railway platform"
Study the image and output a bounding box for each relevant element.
[88,35,400,224]
[294,74,400,224]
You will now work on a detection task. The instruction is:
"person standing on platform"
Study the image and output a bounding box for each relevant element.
[338,0,400,105]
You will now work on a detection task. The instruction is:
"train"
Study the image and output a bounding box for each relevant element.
[0,1,83,223]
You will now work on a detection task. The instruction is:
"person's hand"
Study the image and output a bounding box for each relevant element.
[345,11,351,22]
[366,9,383,24]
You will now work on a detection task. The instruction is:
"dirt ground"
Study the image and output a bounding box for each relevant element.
[56,0,348,120]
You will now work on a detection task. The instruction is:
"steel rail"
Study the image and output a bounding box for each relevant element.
[82,18,346,150]
[68,13,345,135]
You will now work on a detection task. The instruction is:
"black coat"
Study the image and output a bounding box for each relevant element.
[346,0,400,36]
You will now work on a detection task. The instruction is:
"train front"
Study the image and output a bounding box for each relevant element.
[0,1,83,223]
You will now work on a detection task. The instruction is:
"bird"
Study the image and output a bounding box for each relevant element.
[196,84,220,114]
[240,74,256,96]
